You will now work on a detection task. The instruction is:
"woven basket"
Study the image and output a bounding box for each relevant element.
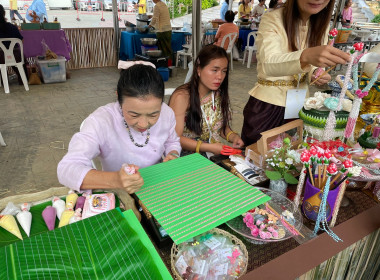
[170,228,248,279]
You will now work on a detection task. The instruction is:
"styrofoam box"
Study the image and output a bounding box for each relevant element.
[37,56,66,83]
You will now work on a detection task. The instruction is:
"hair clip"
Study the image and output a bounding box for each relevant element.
[200,233,213,242]
[191,241,199,246]
[227,248,240,264]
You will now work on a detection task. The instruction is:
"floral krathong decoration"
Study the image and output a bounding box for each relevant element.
[344,60,380,140]
[296,141,364,241]
[243,208,285,240]
[304,92,352,112]
[323,43,363,141]
[265,138,300,184]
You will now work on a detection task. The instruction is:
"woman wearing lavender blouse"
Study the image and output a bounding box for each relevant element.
[57,64,181,194]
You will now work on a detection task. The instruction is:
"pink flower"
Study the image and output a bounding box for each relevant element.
[256,219,262,226]
[300,151,311,163]
[251,226,259,237]
[353,42,364,52]
[355,89,369,99]
[272,231,279,238]
[259,230,268,239]
[329,28,338,37]
[244,213,253,223]
[267,226,275,232]
[260,223,266,230]
[266,232,273,239]
[343,159,353,169]
[327,163,338,175]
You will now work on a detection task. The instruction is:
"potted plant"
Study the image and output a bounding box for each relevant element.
[265,137,299,196]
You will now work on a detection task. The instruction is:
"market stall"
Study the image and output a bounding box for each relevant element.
[20,29,72,60]
[119,31,190,60]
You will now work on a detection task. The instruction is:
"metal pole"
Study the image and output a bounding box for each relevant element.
[192,0,202,62]
[228,0,233,10]
[112,0,120,59]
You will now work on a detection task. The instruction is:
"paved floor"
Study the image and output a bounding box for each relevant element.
[0,57,330,199]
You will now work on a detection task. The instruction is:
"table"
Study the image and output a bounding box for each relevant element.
[203,29,257,51]
[20,30,72,61]
[119,31,190,60]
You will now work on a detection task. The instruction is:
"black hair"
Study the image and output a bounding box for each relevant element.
[225,10,235,22]
[344,0,351,7]
[0,5,7,33]
[269,0,278,8]
[225,0,229,4]
[172,45,231,136]
[117,64,164,104]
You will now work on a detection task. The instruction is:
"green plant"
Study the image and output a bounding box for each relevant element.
[372,14,380,23]
[265,137,299,184]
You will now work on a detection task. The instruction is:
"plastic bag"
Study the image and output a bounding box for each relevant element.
[41,40,58,60]
[28,66,42,85]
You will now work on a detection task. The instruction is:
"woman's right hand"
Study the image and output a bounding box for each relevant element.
[207,143,225,155]
[118,165,144,194]
[300,45,351,69]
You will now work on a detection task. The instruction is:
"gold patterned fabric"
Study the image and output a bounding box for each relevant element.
[183,92,223,143]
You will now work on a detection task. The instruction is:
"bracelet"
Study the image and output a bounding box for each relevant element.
[195,140,202,153]
[169,153,180,158]
[226,131,237,142]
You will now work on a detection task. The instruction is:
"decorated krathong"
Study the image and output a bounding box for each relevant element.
[323,43,364,141]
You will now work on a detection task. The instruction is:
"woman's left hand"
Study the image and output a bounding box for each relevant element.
[163,150,180,162]
[231,134,245,149]
[311,70,331,86]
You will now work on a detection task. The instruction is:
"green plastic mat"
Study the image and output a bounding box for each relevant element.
[137,153,271,244]
[0,209,172,280]
[0,193,119,247]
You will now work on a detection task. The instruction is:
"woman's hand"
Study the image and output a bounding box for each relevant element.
[163,151,179,162]
[311,70,331,86]
[208,143,225,155]
[300,45,351,69]
[230,133,245,149]
[118,165,144,194]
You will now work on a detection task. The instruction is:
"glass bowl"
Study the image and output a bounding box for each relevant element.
[226,187,303,244]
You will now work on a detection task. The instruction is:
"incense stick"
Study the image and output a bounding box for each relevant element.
[310,65,336,86]
[329,173,342,189]
[308,165,315,186]
[266,203,305,238]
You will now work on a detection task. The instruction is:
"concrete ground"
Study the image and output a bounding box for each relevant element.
[0,59,329,199]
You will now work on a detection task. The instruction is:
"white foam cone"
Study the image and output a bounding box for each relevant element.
[16,211,32,237]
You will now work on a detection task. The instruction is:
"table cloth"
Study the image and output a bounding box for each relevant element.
[119,31,189,60]
[20,29,72,61]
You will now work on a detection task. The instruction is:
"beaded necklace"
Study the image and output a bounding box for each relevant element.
[123,120,150,148]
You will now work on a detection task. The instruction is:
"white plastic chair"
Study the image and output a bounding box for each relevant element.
[242,31,258,69]
[0,38,29,94]
[175,43,192,69]
[220,32,238,70]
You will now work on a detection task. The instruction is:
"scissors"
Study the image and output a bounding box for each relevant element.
[221,145,242,155]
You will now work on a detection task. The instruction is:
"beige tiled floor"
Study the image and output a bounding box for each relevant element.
[0,61,327,199]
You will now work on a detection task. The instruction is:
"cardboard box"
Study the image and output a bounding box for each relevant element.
[245,119,304,167]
